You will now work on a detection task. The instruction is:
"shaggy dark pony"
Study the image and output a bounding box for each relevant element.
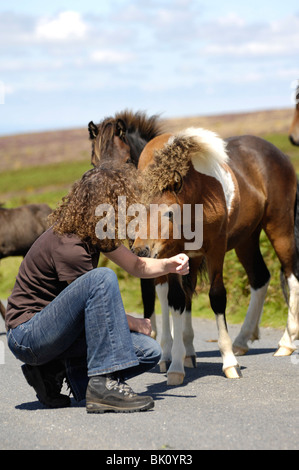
[0,203,52,259]
[0,203,52,319]
[87,110,163,338]
[88,110,162,167]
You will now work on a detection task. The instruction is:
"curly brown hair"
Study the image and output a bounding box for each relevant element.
[49,162,141,252]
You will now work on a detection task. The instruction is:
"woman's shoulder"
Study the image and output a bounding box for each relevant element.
[46,226,82,247]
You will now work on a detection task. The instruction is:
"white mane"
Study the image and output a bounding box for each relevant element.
[169,127,229,174]
[169,127,235,214]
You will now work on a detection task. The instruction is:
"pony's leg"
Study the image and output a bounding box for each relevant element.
[155,281,172,373]
[141,278,157,339]
[166,274,186,385]
[275,274,299,356]
[167,308,186,385]
[183,302,196,368]
[233,284,269,355]
[182,260,198,368]
[208,256,241,379]
[233,232,271,355]
[264,224,299,356]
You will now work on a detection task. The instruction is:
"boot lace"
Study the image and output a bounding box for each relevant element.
[106,376,136,397]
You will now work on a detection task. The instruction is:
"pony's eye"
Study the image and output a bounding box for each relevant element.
[164,211,173,221]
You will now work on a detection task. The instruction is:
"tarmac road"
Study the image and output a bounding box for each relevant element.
[0,313,299,451]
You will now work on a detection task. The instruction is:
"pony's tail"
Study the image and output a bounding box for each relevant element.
[280,179,299,304]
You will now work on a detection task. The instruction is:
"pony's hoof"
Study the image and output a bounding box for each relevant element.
[184,355,197,368]
[233,345,248,356]
[224,365,242,379]
[167,372,185,386]
[159,361,169,373]
[273,346,295,357]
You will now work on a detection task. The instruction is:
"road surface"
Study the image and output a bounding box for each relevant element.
[0,313,298,450]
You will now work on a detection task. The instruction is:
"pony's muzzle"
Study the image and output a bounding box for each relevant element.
[131,245,151,258]
[289,135,299,146]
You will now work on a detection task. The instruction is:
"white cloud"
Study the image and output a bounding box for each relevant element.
[201,13,299,58]
[0,58,64,72]
[0,81,14,100]
[216,12,245,27]
[1,3,299,135]
[90,50,135,65]
[35,11,88,41]
[204,42,287,57]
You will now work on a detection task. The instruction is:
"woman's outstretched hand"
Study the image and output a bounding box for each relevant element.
[126,315,152,336]
[167,253,189,275]
[105,245,190,279]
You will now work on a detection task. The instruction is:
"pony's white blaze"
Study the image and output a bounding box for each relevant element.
[176,128,236,214]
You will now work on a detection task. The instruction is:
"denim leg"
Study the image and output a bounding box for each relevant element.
[7,268,139,376]
[121,332,162,381]
[63,332,161,401]
[82,268,139,375]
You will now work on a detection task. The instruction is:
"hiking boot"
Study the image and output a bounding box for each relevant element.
[86,375,154,413]
[22,361,71,408]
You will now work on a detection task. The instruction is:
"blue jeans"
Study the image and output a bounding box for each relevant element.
[7,268,161,401]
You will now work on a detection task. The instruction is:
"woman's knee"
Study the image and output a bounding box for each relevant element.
[132,332,162,363]
[150,338,162,363]
[88,267,118,286]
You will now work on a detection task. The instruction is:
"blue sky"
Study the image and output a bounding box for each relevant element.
[0,0,299,135]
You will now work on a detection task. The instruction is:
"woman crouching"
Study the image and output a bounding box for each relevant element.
[5,164,189,413]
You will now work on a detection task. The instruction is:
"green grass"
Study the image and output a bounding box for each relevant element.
[1,133,299,330]
[0,160,91,208]
[263,133,299,171]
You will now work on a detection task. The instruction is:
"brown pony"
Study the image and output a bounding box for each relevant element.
[88,110,162,337]
[133,128,299,385]
[289,83,299,146]
[0,203,52,320]
[88,110,161,167]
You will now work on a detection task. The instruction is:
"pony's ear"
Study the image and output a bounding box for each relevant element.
[166,170,183,193]
[112,135,131,163]
[115,119,127,140]
[88,121,98,140]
